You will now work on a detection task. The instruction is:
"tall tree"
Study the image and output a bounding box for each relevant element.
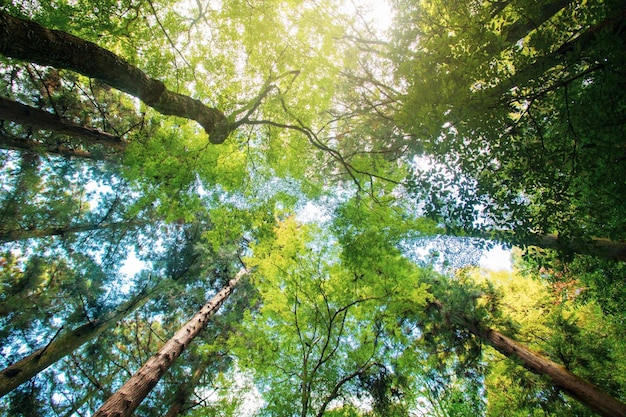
[390,0,626,247]
[0,283,150,398]
[0,96,126,149]
[0,219,141,243]
[93,268,247,417]
[333,198,626,416]
[429,298,626,417]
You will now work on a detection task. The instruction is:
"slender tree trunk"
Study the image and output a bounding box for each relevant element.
[59,368,116,417]
[163,361,208,417]
[501,0,573,44]
[0,220,140,243]
[432,300,626,417]
[0,290,150,398]
[93,269,248,417]
[0,96,127,149]
[0,131,103,160]
[0,11,230,143]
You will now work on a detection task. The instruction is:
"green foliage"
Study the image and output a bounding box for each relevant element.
[227,217,431,416]
[393,0,626,243]
[1,0,625,416]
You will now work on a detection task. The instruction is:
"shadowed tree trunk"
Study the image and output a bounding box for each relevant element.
[0,131,103,160]
[432,300,626,417]
[476,10,626,105]
[93,269,248,417]
[471,229,626,262]
[0,289,151,398]
[164,361,208,417]
[522,233,626,262]
[0,220,141,243]
[500,0,574,44]
[0,11,231,143]
[0,96,127,149]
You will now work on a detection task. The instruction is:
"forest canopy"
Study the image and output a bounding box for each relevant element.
[0,0,625,416]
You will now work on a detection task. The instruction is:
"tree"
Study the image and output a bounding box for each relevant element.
[0,219,141,243]
[430,298,626,417]
[0,283,150,398]
[391,0,626,247]
[93,268,247,417]
[163,359,208,417]
[230,218,430,416]
[0,11,229,142]
[0,96,126,149]
[331,197,626,416]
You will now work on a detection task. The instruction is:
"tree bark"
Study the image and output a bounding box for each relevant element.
[468,322,626,417]
[0,96,127,149]
[0,131,103,160]
[523,233,626,262]
[0,290,150,398]
[0,11,230,143]
[473,229,626,262]
[432,300,626,417]
[0,220,139,243]
[163,361,207,417]
[93,269,248,417]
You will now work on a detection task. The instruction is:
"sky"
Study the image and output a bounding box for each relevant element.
[480,245,512,271]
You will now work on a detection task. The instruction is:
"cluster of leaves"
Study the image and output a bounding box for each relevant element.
[393,0,626,243]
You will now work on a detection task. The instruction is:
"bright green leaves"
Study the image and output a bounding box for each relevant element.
[452,266,626,416]
[228,216,434,416]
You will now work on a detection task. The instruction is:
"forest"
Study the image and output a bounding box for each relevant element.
[0,0,625,415]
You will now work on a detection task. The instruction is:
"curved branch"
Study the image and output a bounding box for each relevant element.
[0,11,229,143]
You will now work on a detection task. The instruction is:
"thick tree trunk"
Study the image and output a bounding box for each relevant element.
[0,96,126,149]
[0,11,230,143]
[432,300,626,417]
[524,233,626,262]
[0,291,149,398]
[473,229,626,262]
[0,131,102,160]
[467,322,626,417]
[0,220,138,243]
[93,269,247,417]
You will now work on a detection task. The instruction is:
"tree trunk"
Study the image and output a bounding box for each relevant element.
[432,300,626,417]
[0,11,230,143]
[500,0,574,44]
[164,361,207,417]
[467,322,626,417]
[473,229,626,262]
[0,220,139,243]
[524,233,626,262]
[0,290,150,398]
[0,96,127,149]
[93,269,248,417]
[0,131,103,160]
[478,10,626,104]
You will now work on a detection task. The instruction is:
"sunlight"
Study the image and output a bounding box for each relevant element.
[353,0,393,33]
